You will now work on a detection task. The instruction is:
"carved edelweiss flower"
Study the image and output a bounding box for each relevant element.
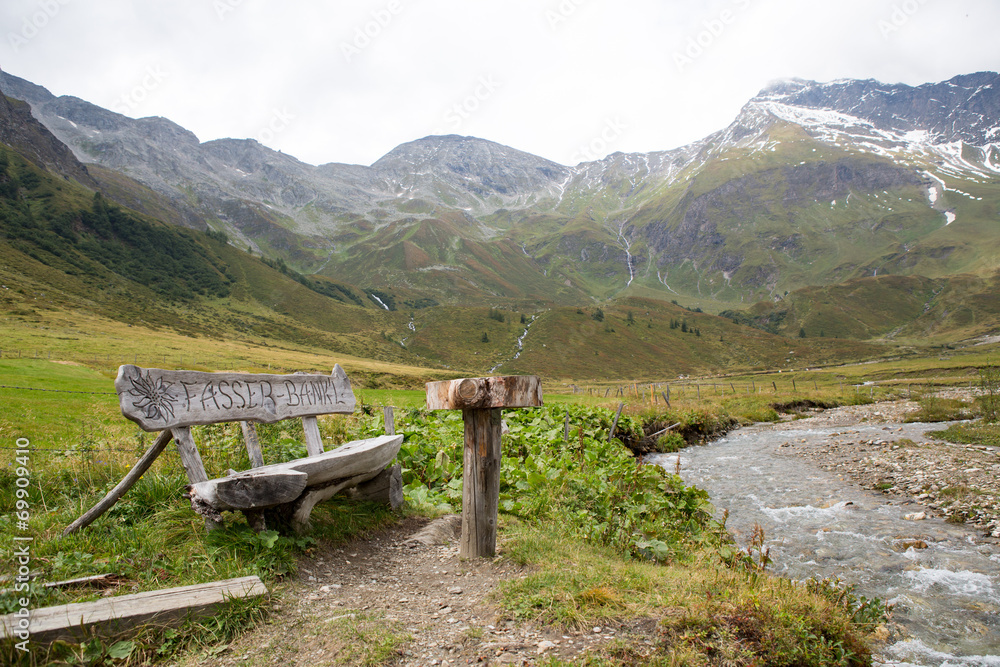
[127,370,177,422]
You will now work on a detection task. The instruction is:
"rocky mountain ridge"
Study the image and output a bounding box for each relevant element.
[2,70,998,311]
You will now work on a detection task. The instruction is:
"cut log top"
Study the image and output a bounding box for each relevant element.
[426,376,542,410]
[115,364,356,431]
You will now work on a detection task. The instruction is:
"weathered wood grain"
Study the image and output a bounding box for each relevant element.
[172,426,209,485]
[186,435,403,514]
[383,406,395,436]
[425,376,541,559]
[0,576,267,645]
[346,463,403,509]
[116,364,355,431]
[289,470,382,532]
[213,470,308,510]
[302,416,324,456]
[241,421,264,468]
[425,375,542,411]
[460,408,502,558]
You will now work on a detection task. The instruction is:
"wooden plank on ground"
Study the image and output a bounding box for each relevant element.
[0,576,267,645]
[116,364,355,431]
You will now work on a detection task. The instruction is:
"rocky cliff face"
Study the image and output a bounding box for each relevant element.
[757,72,1000,145]
[0,85,95,187]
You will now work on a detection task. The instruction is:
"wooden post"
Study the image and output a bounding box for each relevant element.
[696,384,701,399]
[301,416,324,456]
[384,406,395,436]
[661,391,670,408]
[792,378,797,392]
[241,422,264,468]
[426,376,542,559]
[609,402,625,442]
[772,381,777,392]
[461,407,502,557]
[171,427,209,485]
[564,410,570,442]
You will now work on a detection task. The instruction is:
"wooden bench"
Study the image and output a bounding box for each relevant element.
[64,364,403,535]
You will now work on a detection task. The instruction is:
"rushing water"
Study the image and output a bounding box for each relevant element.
[650,421,1000,666]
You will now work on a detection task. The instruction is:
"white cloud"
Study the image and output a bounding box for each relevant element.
[1,0,997,166]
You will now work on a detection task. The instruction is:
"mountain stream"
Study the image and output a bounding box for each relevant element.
[650,420,1000,666]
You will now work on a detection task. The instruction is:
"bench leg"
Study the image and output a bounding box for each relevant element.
[347,464,403,510]
[173,426,222,531]
[286,470,381,533]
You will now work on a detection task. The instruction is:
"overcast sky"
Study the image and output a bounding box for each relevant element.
[2,0,997,167]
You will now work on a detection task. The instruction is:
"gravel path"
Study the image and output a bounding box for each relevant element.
[772,399,1000,538]
[183,516,625,666]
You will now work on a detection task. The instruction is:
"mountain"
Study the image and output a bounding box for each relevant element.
[3,69,1000,380]
[0,86,95,188]
[755,72,1000,146]
[2,70,998,331]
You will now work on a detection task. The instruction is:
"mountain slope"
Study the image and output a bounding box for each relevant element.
[2,70,998,335]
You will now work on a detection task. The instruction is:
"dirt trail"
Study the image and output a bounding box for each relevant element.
[182,516,623,666]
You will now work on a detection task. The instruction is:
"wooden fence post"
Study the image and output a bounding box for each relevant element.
[384,406,395,436]
[609,402,625,442]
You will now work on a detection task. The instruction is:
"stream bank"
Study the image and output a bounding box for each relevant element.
[652,400,1000,666]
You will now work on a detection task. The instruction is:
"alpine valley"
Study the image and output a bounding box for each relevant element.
[1,69,998,380]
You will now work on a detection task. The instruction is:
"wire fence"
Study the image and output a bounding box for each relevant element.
[0,384,117,395]
[0,347,316,375]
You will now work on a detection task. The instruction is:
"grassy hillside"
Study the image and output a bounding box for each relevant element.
[4,137,994,383]
[723,271,1000,345]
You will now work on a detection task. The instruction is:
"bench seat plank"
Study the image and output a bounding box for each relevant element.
[186,434,403,514]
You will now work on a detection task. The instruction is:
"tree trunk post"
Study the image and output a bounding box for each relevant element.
[461,407,502,558]
[426,376,542,559]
